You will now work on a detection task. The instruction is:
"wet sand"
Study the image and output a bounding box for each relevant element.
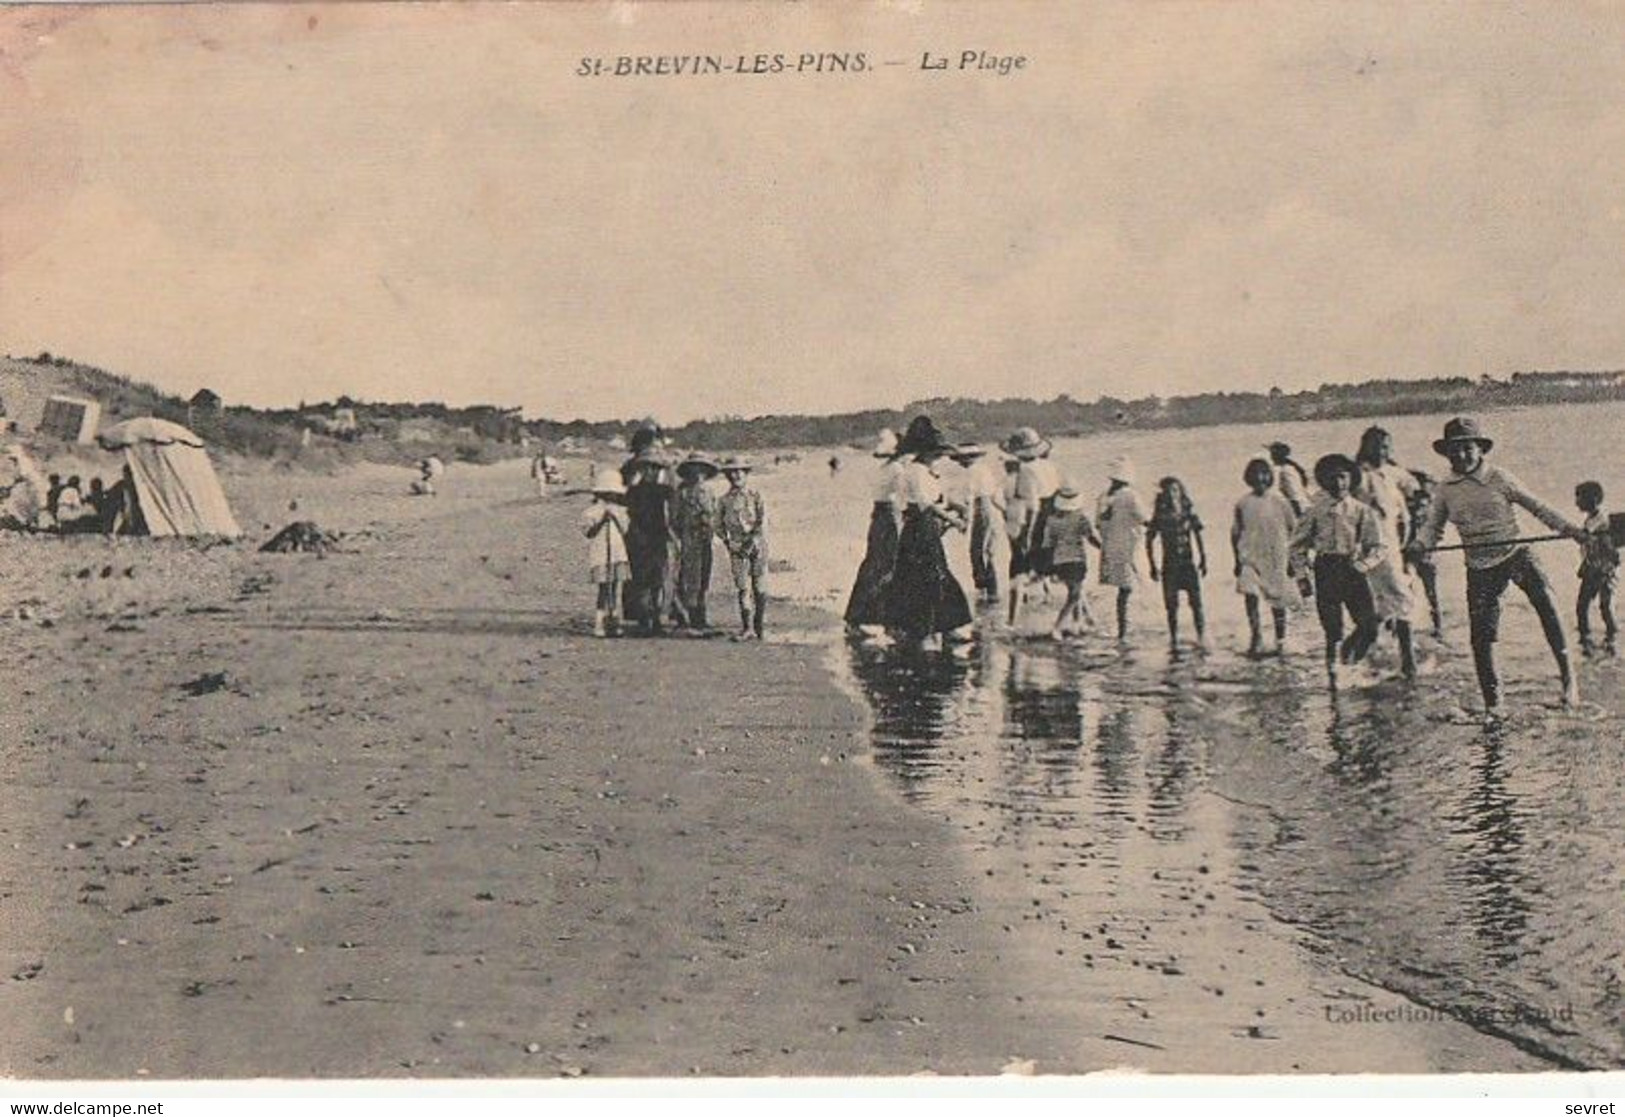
[0,458,1549,1076]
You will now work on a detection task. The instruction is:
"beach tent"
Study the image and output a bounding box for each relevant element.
[97,417,242,539]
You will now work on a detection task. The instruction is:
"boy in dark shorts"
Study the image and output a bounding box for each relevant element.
[1575,480,1619,657]
[1413,417,1585,717]
[1291,453,1383,686]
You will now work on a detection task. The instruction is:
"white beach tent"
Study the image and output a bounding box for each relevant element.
[97,417,242,539]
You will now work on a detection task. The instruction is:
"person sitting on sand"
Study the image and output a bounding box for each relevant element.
[1291,454,1383,686]
[1574,480,1618,658]
[55,474,85,529]
[581,469,630,638]
[1039,483,1101,639]
[716,456,768,641]
[1412,417,1585,717]
[1232,458,1297,657]
[1147,475,1209,652]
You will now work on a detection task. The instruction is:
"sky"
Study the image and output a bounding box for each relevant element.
[3,2,1625,423]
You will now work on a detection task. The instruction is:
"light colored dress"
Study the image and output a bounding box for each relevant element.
[1233,490,1297,608]
[580,501,629,585]
[1096,485,1148,588]
[1359,462,1418,622]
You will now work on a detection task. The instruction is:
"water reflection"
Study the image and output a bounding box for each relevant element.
[840,629,1620,1066]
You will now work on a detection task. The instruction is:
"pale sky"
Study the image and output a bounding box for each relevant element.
[3,2,1625,423]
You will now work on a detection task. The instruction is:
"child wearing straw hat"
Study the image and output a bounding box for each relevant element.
[1097,456,1149,645]
[671,452,721,630]
[581,469,631,638]
[1412,417,1585,716]
[1291,453,1383,685]
[717,456,769,641]
[1040,483,1102,638]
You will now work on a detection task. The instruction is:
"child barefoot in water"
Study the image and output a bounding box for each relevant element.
[581,469,630,637]
[1147,476,1208,650]
[1575,481,1619,657]
[1232,458,1297,656]
[1412,418,1586,717]
[1040,483,1101,638]
[1403,471,1445,638]
[1097,457,1148,646]
[1292,454,1383,686]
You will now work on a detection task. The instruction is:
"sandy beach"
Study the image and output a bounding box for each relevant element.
[0,456,1558,1079]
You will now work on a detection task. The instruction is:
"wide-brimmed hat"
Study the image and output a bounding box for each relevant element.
[591,469,625,496]
[897,416,954,457]
[719,455,753,473]
[676,452,719,478]
[1052,483,1086,512]
[1003,426,1052,461]
[951,442,989,461]
[1432,416,1494,456]
[1106,456,1136,484]
[871,428,899,458]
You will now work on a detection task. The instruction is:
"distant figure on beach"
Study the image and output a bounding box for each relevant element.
[621,426,679,636]
[1232,458,1297,657]
[1402,471,1445,637]
[1267,441,1311,515]
[671,452,720,630]
[1096,457,1148,646]
[844,428,904,635]
[45,473,64,522]
[1573,480,1618,658]
[885,417,972,650]
[410,456,442,496]
[1004,427,1061,626]
[1147,475,1208,651]
[1354,426,1418,678]
[581,469,630,638]
[716,456,768,641]
[828,455,840,477]
[1293,453,1384,686]
[952,442,1008,608]
[1040,483,1100,639]
[1413,417,1585,717]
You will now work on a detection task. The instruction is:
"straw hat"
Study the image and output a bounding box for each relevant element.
[871,428,899,458]
[591,469,625,496]
[1052,483,1086,512]
[1432,416,1494,456]
[1106,456,1136,484]
[719,455,753,474]
[1313,453,1360,492]
[951,442,989,462]
[676,452,719,479]
[1003,427,1051,461]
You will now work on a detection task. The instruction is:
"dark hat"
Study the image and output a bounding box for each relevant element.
[1265,441,1292,459]
[897,416,953,457]
[1432,416,1494,456]
[719,455,753,473]
[1313,452,1360,492]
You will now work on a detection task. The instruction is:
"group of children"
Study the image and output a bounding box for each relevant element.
[574,413,1618,719]
[1009,414,1618,716]
[580,438,768,642]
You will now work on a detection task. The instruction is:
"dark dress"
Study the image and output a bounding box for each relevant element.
[622,461,678,630]
[845,501,902,627]
[886,504,973,641]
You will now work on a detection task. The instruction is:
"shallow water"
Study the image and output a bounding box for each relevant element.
[766,403,1625,1069]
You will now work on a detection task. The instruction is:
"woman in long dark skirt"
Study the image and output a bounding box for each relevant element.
[885,418,972,648]
[844,428,905,631]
